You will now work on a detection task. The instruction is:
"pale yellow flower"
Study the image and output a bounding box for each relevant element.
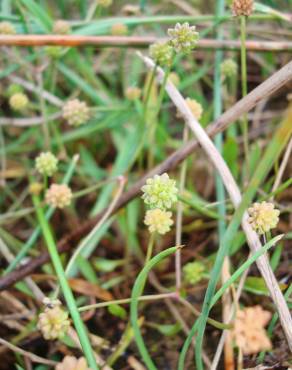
[45,184,72,208]
[144,209,173,235]
[248,201,280,234]
[38,298,70,340]
[9,93,28,111]
[62,99,90,126]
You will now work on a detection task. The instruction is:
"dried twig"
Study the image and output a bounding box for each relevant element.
[138,53,292,349]
[0,61,291,292]
[0,337,57,366]
[8,75,63,107]
[0,112,62,126]
[0,35,291,51]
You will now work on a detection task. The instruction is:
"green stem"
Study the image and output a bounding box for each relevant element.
[79,292,176,312]
[33,195,98,370]
[143,65,157,114]
[214,0,226,240]
[145,233,155,265]
[195,1,226,368]
[147,65,171,168]
[240,15,249,180]
[175,126,189,291]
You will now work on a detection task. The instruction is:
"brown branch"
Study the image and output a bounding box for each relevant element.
[0,35,291,51]
[0,60,291,291]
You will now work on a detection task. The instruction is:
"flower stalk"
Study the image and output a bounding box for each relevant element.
[32,194,98,370]
[240,15,249,178]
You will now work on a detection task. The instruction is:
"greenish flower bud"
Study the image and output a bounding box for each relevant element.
[149,42,173,67]
[141,173,178,210]
[168,23,199,54]
[183,261,206,285]
[221,59,238,79]
[35,152,58,177]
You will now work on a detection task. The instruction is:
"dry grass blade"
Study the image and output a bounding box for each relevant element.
[0,35,291,51]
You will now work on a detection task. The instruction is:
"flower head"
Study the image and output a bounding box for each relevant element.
[248,201,280,235]
[184,98,203,120]
[221,59,238,79]
[125,86,141,101]
[232,305,272,355]
[45,46,63,59]
[0,21,16,35]
[231,0,254,16]
[149,42,173,67]
[62,99,90,126]
[38,298,70,340]
[35,152,58,177]
[97,0,112,8]
[9,92,28,111]
[168,23,199,54]
[53,20,71,35]
[183,261,205,285]
[111,23,128,36]
[56,356,91,370]
[141,173,178,210]
[144,209,173,234]
[29,182,44,196]
[45,184,73,208]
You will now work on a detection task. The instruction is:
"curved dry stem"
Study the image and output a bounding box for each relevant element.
[0,337,57,366]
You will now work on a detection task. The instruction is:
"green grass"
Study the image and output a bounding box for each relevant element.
[0,1,291,368]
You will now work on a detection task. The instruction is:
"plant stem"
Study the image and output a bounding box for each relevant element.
[214,1,232,369]
[175,125,189,291]
[143,66,157,114]
[240,15,249,180]
[145,233,155,265]
[79,292,176,311]
[32,195,98,370]
[147,65,171,168]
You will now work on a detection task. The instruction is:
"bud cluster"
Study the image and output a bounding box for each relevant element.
[45,184,73,208]
[141,173,178,235]
[248,201,280,235]
[38,298,70,340]
[62,99,90,126]
[9,92,28,111]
